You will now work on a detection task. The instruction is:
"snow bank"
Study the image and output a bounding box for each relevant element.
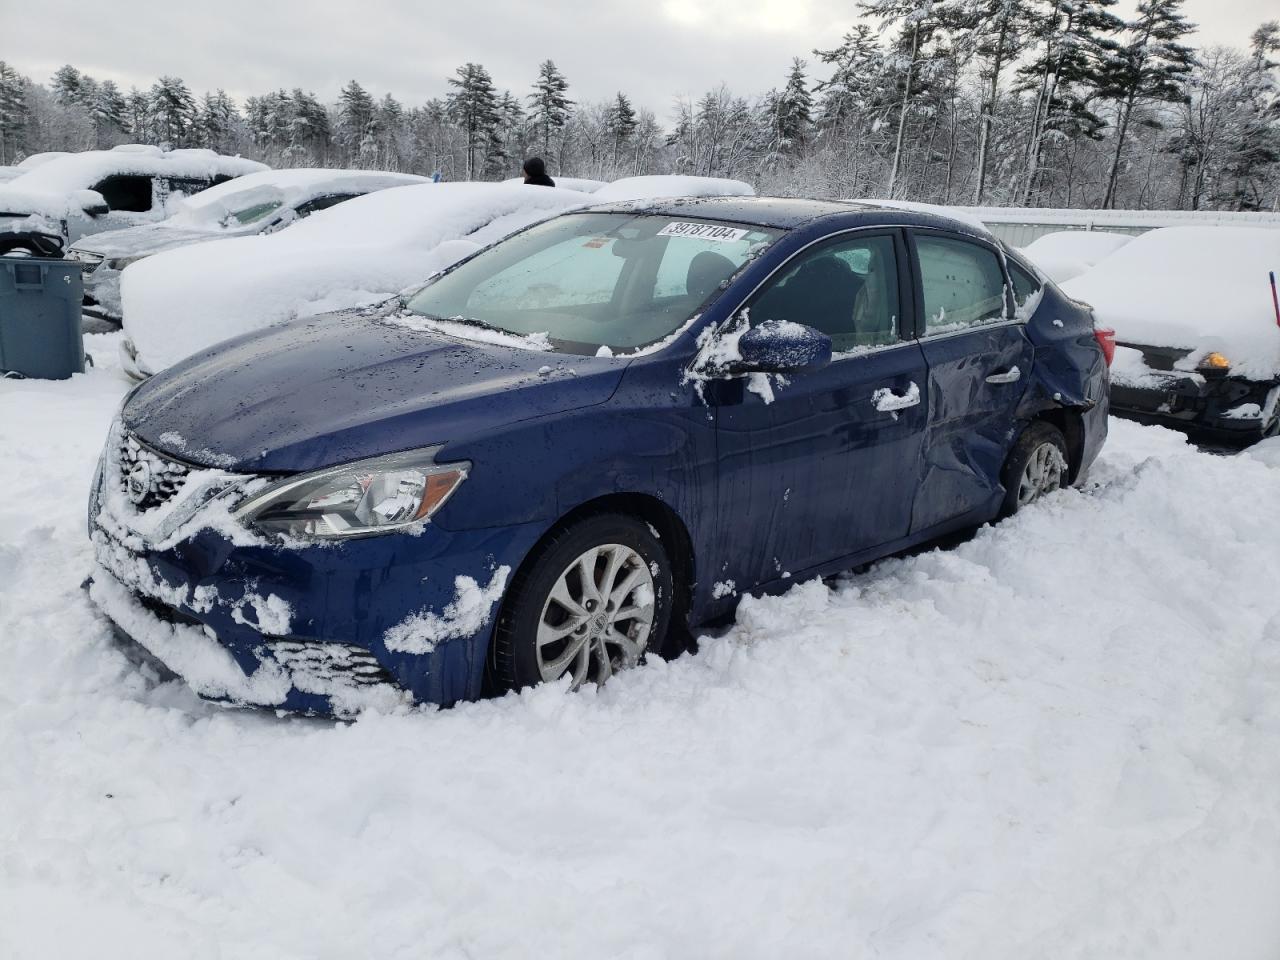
[1020,229,1132,283]
[4,346,1280,956]
[1062,226,1280,379]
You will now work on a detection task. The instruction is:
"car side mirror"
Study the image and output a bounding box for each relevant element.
[732,320,832,374]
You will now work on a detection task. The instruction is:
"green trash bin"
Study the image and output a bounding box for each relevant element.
[0,257,86,380]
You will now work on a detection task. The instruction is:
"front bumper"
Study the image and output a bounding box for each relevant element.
[1110,374,1279,445]
[88,464,543,715]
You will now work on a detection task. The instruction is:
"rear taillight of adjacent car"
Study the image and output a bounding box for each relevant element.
[1092,324,1116,367]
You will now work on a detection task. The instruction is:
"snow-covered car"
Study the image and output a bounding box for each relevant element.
[1020,230,1132,283]
[0,147,266,256]
[117,175,753,378]
[0,151,72,184]
[1062,226,1280,443]
[68,169,426,321]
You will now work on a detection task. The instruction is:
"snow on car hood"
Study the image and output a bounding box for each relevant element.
[120,181,602,374]
[1062,226,1280,380]
[71,223,227,259]
[124,308,625,473]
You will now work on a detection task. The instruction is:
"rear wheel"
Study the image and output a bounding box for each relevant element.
[1000,421,1069,517]
[493,513,674,692]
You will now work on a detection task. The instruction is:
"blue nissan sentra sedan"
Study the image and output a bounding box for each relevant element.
[88,198,1112,715]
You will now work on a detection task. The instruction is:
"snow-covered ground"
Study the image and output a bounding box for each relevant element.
[3,333,1280,959]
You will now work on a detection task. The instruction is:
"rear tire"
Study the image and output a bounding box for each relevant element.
[493,513,674,692]
[1000,421,1069,517]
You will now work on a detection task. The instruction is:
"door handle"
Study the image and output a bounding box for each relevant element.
[985,365,1021,385]
[872,381,921,412]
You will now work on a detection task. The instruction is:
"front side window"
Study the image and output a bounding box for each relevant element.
[917,235,1007,333]
[748,233,901,352]
[404,213,780,354]
[92,175,153,213]
[295,194,356,218]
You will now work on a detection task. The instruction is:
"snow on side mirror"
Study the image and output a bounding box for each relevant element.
[732,320,832,375]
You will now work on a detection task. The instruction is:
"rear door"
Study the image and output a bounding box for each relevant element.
[908,229,1034,533]
[712,229,930,584]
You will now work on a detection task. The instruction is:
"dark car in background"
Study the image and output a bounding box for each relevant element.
[87,198,1111,715]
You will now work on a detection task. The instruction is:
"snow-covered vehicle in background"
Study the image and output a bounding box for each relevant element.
[1019,230,1132,284]
[68,169,427,321]
[0,145,266,256]
[0,151,71,184]
[116,175,753,378]
[1062,226,1280,444]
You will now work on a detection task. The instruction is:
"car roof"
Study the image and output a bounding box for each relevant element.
[578,195,991,237]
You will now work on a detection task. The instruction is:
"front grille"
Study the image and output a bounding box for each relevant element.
[118,433,190,511]
[268,640,393,687]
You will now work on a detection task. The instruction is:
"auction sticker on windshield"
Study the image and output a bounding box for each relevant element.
[657,222,749,242]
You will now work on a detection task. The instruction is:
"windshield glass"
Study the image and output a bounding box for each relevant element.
[403,212,780,354]
[225,199,282,226]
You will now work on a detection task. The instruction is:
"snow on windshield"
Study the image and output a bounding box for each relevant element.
[1062,226,1280,379]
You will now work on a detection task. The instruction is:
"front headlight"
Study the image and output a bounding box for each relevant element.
[233,447,468,540]
[106,255,145,271]
[1197,351,1231,375]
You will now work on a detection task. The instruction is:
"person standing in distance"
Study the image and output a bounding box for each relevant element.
[522,157,555,187]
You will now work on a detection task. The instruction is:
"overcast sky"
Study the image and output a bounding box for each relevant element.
[2,0,1275,120]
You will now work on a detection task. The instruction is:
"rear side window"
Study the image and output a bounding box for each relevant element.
[917,235,1006,332]
[749,233,901,352]
[1007,259,1041,309]
[92,175,153,212]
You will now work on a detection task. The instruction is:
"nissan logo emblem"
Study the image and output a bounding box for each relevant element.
[126,459,153,505]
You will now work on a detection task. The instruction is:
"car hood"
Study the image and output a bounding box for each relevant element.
[74,223,224,259]
[123,308,626,473]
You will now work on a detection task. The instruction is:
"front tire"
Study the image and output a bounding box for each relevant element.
[493,513,674,692]
[1000,421,1069,517]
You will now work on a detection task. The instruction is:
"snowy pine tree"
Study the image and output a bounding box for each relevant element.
[51,65,84,106]
[772,58,814,155]
[148,75,197,146]
[337,80,376,163]
[0,61,30,163]
[605,92,638,166]
[528,60,573,159]
[448,63,500,179]
[1099,0,1198,207]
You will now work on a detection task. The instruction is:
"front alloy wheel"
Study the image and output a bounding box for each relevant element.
[494,513,674,692]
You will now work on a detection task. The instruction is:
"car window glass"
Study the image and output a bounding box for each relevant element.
[168,177,212,198]
[917,235,1007,332]
[747,234,900,353]
[470,233,628,311]
[295,194,357,218]
[92,175,153,213]
[405,212,779,354]
[1007,259,1041,308]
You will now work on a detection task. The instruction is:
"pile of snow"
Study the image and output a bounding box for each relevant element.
[3,342,1280,957]
[121,176,755,374]
[1063,226,1280,379]
[1020,229,1132,283]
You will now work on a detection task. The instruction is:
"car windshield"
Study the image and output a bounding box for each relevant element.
[403,212,780,354]
[224,199,282,226]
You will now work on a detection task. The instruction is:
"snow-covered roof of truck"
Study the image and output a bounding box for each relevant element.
[8,148,266,195]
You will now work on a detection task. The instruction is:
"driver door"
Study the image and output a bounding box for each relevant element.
[710,230,930,587]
